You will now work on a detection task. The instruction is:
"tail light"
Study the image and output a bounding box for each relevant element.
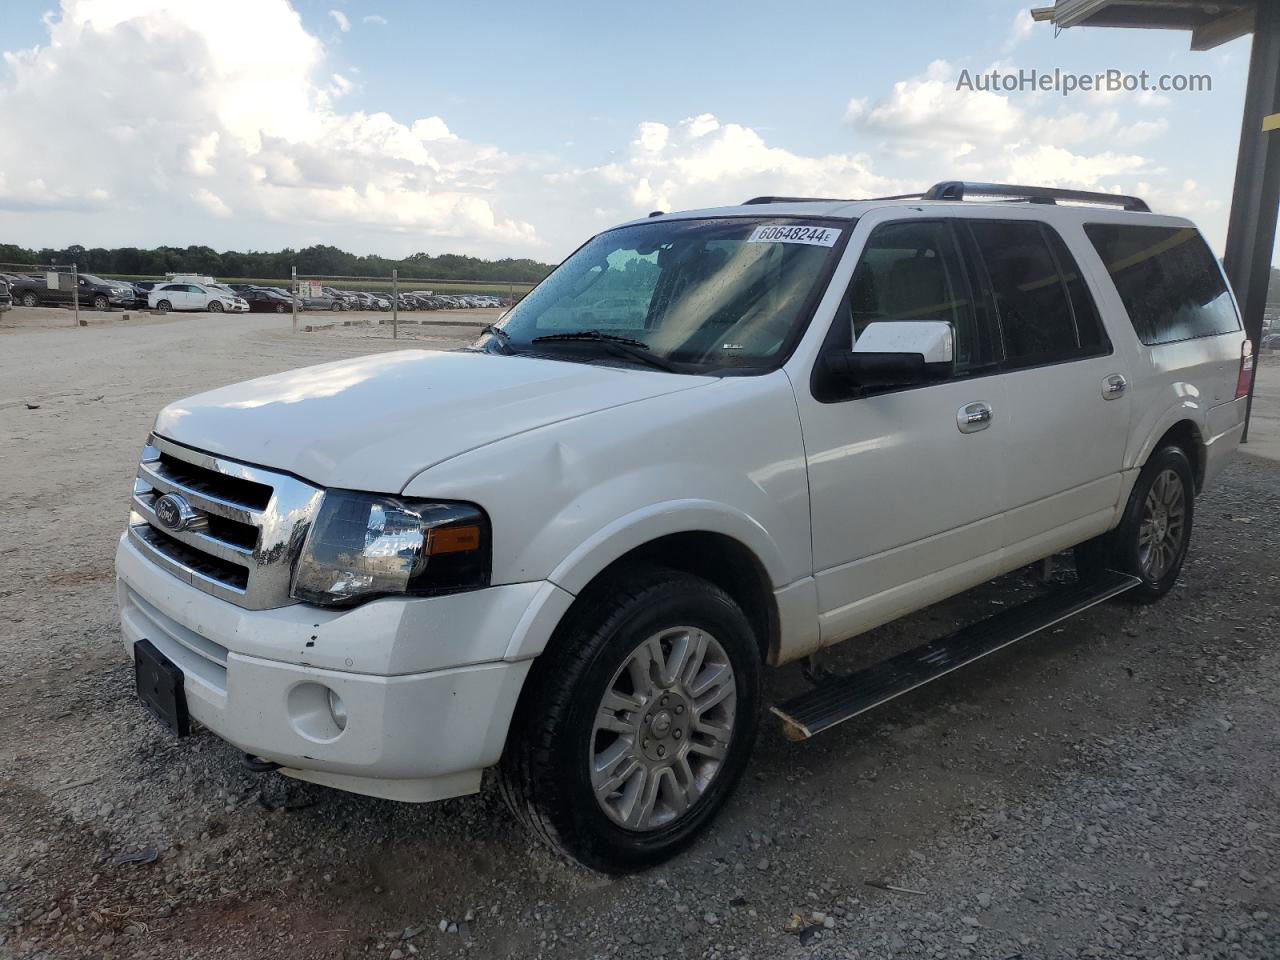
[1236,339,1254,399]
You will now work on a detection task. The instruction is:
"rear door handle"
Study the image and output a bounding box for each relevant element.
[957,401,993,434]
[1102,374,1127,399]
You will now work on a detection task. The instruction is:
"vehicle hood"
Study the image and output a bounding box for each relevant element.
[154,349,713,492]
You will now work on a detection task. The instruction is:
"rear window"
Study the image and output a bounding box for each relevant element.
[1083,223,1239,345]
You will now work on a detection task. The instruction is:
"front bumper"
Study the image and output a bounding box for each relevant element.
[115,534,561,802]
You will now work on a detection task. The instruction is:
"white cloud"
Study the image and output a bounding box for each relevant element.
[857,59,1023,144]
[0,0,536,254]
[362,14,386,25]
[553,113,909,220]
[328,9,349,32]
[192,187,231,217]
[1002,9,1034,53]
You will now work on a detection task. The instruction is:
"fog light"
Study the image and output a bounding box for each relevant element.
[327,688,347,731]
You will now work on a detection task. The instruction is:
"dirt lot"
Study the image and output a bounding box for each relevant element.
[1,308,1278,959]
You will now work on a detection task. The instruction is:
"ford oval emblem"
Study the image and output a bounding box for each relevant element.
[153,493,192,531]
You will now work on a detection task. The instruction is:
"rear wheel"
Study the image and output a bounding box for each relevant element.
[499,566,760,873]
[1076,444,1195,602]
[155,299,172,312]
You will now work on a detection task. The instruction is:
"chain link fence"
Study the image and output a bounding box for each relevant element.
[290,271,522,338]
[0,261,535,335]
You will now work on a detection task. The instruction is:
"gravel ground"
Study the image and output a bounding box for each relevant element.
[1,309,1277,959]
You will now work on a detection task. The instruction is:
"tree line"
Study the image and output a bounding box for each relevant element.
[0,242,557,283]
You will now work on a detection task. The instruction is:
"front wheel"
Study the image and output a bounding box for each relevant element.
[275,303,286,313]
[1076,444,1195,602]
[500,566,760,873]
[21,292,38,307]
[92,295,109,311]
[208,300,224,313]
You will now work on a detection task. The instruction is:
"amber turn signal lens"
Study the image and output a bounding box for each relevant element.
[429,524,482,555]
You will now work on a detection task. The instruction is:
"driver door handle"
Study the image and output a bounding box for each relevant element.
[957,401,993,434]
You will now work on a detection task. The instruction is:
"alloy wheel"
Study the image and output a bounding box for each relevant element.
[590,626,737,832]
[1138,467,1185,580]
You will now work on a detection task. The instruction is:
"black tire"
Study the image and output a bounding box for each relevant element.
[209,300,224,313]
[156,299,172,312]
[275,303,286,313]
[1076,444,1195,602]
[499,565,761,873]
[330,302,342,312]
[92,295,109,312]
[21,291,38,307]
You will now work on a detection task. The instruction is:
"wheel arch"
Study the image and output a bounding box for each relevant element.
[520,518,783,668]
[1141,418,1206,493]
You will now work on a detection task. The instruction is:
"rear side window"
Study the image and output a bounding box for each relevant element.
[1083,223,1239,345]
[967,220,1108,367]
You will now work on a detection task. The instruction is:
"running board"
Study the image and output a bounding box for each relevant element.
[771,570,1141,740]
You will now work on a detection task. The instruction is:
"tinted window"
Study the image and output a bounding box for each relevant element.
[834,220,995,375]
[1084,223,1239,345]
[969,220,1099,366]
[1044,227,1108,352]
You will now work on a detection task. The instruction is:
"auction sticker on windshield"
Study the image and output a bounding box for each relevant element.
[747,224,841,247]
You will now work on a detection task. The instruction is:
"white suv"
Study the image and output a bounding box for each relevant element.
[116,181,1251,871]
[147,281,248,313]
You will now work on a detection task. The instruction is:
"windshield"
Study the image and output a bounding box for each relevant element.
[484,216,848,373]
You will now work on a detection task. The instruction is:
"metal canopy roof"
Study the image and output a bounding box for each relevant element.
[1030,0,1257,49]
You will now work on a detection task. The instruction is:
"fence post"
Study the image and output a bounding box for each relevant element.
[392,268,399,340]
[291,266,298,333]
[72,263,80,328]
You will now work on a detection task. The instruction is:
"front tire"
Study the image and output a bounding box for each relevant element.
[21,292,38,307]
[92,295,109,311]
[1076,444,1195,602]
[499,566,760,873]
[209,300,224,313]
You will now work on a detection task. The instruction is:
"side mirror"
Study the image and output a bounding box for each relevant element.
[822,320,955,391]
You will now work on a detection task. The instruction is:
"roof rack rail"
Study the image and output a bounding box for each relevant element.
[742,196,843,204]
[742,192,926,206]
[922,181,1150,213]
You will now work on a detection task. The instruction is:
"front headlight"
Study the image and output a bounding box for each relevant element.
[291,491,490,607]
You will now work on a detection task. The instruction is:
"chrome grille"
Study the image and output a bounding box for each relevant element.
[127,434,324,609]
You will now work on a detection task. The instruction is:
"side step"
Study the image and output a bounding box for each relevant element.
[771,570,1141,740]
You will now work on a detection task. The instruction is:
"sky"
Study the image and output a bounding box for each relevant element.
[0,0,1270,265]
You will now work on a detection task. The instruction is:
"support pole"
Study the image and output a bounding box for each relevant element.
[392,268,399,340]
[291,265,298,334]
[72,263,79,328]
[1223,0,1280,442]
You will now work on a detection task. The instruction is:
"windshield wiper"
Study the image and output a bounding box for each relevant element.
[530,330,677,372]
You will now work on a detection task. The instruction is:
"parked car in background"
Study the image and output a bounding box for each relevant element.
[321,286,359,309]
[0,276,11,312]
[296,290,343,311]
[8,272,135,311]
[241,287,295,313]
[147,282,248,313]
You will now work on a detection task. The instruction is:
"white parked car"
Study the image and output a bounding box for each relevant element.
[117,181,1250,872]
[147,281,247,313]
